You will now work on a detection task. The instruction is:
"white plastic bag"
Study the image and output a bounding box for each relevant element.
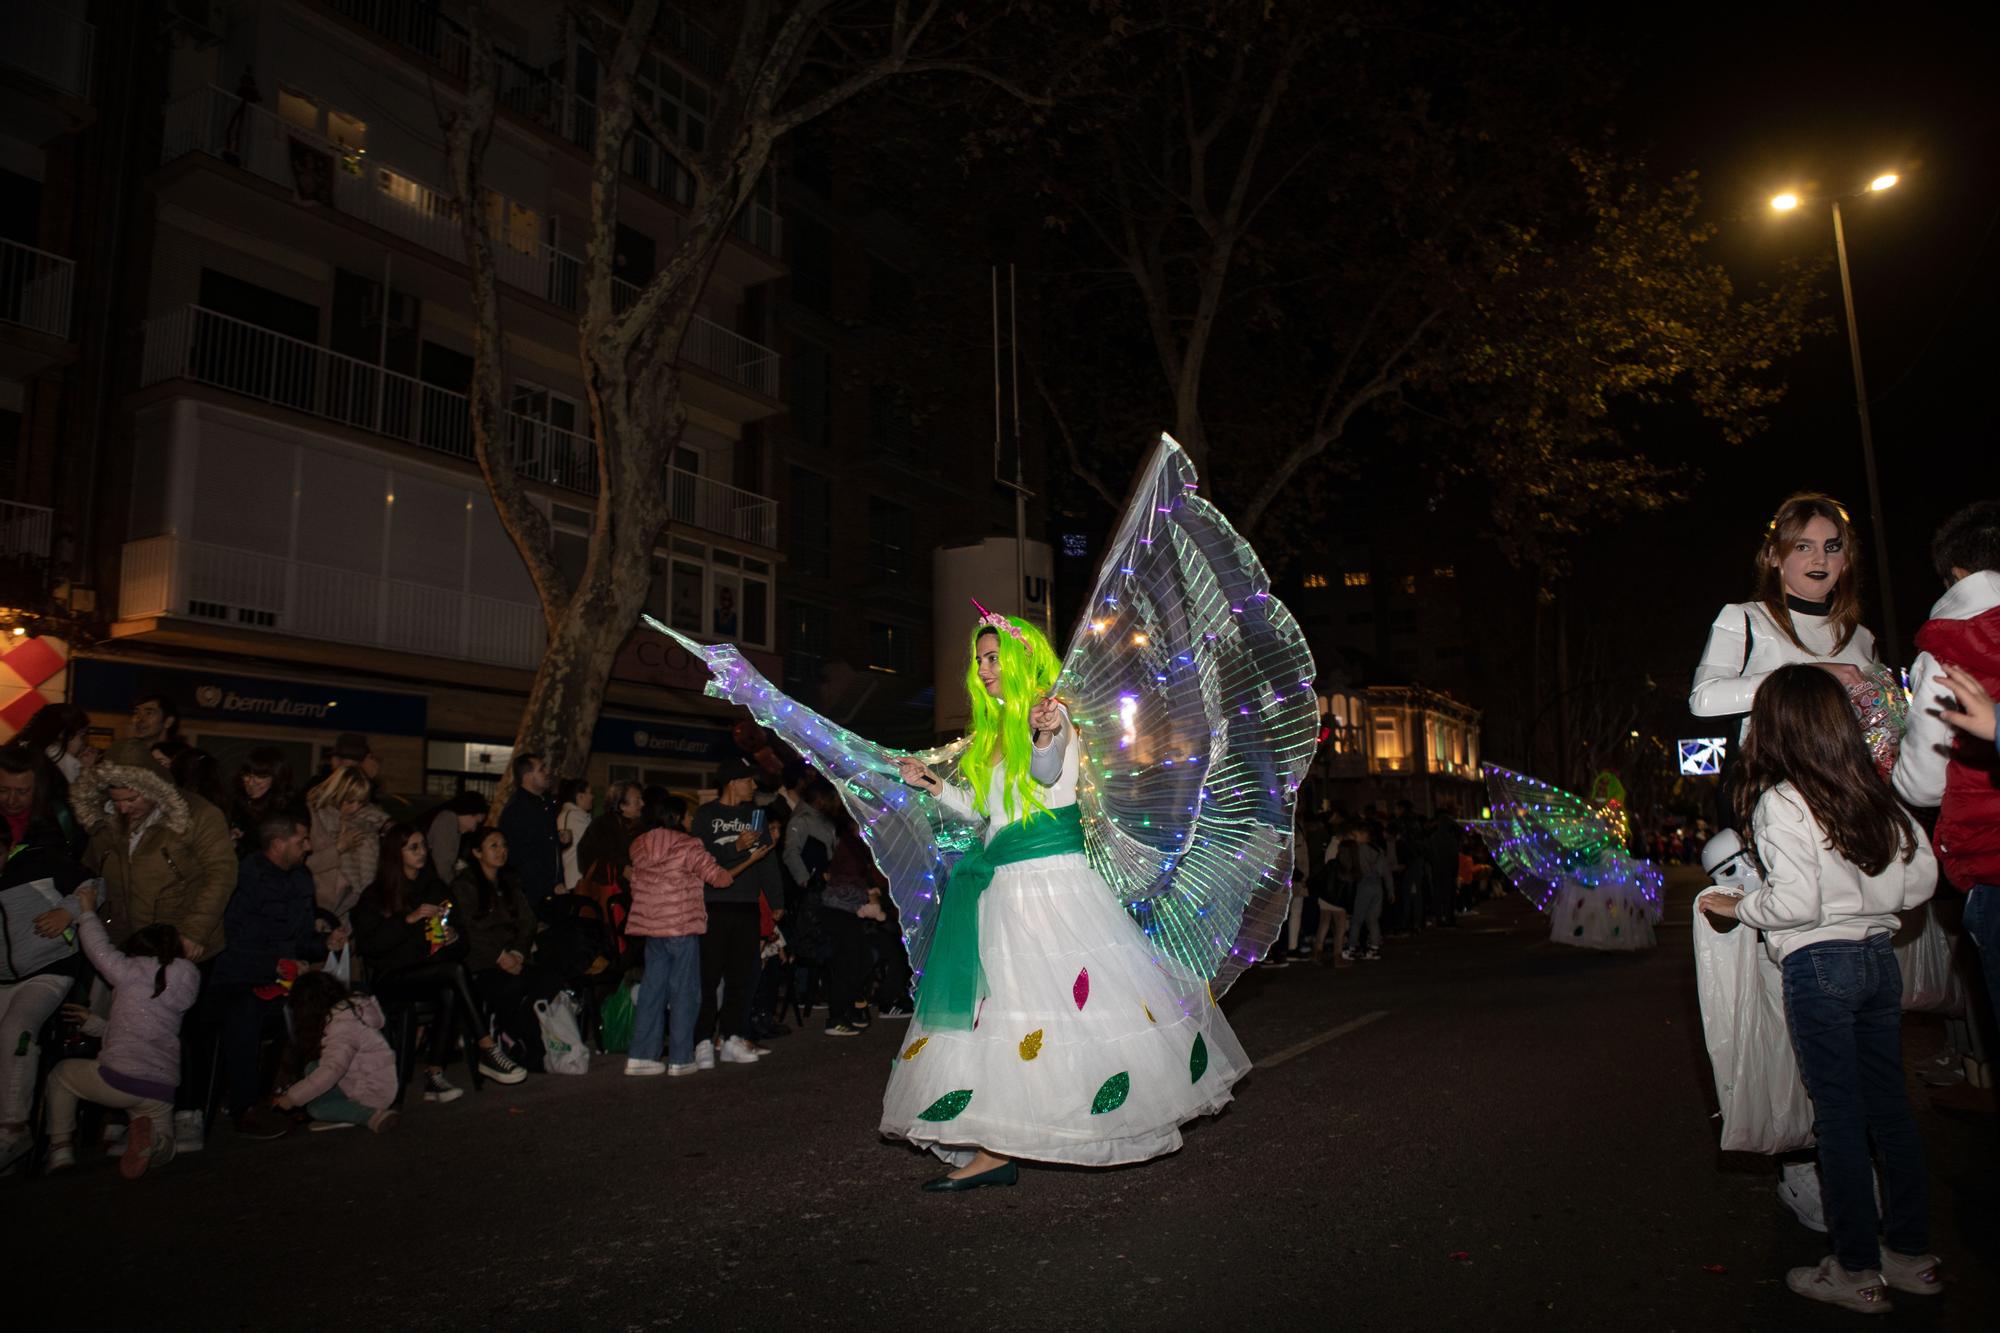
[1895,901,1967,1016]
[535,991,590,1075]
[324,943,352,985]
[1692,902,1815,1154]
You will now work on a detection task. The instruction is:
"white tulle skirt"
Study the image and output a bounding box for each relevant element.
[879,852,1249,1168]
[1546,876,1659,952]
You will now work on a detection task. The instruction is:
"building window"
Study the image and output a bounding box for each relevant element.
[789,338,830,448]
[787,599,830,702]
[789,466,831,577]
[868,383,914,457]
[1432,566,1456,579]
[1401,573,1417,595]
[867,257,914,322]
[789,217,831,313]
[1302,573,1328,588]
[868,496,909,580]
[867,620,915,675]
[1343,571,1370,588]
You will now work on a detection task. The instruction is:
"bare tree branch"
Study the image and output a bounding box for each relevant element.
[1032,364,1120,509]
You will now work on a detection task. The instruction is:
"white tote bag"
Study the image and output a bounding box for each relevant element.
[1692,904,1815,1154]
[1894,901,1968,1017]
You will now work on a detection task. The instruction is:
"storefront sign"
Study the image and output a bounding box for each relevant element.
[590,716,734,762]
[611,632,784,692]
[71,660,427,735]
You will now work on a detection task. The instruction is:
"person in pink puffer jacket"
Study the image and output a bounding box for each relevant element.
[275,972,399,1133]
[623,790,772,1076]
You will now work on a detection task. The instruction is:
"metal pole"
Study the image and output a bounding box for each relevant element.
[1830,199,1900,663]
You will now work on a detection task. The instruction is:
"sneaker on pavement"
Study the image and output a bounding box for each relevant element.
[44,1141,75,1173]
[1339,948,1355,961]
[173,1109,205,1153]
[234,1106,294,1141]
[422,1070,464,1104]
[719,1036,762,1063]
[1878,1250,1943,1297]
[694,1039,717,1070]
[879,1003,914,1019]
[367,1109,400,1134]
[825,1023,862,1037]
[1777,1163,1829,1233]
[1361,949,1382,961]
[477,1045,527,1085]
[624,1058,667,1076]
[666,1062,700,1076]
[1785,1256,1893,1314]
[118,1116,155,1180]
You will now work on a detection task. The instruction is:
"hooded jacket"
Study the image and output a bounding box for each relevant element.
[283,996,397,1110]
[1893,569,2000,889]
[626,827,726,937]
[71,740,239,956]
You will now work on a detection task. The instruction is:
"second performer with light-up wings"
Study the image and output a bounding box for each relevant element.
[649,434,1319,1188]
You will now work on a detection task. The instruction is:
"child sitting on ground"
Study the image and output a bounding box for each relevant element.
[274,971,400,1133]
[43,884,198,1178]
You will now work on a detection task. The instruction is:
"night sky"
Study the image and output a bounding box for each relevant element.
[1586,1,1998,664]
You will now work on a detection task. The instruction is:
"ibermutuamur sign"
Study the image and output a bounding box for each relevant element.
[73,661,427,734]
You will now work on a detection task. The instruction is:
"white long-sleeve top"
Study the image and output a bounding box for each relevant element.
[1735,783,1936,961]
[1688,600,1879,737]
[1892,569,2000,807]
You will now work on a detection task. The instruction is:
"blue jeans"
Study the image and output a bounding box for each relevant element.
[1347,881,1383,952]
[631,936,701,1066]
[1964,885,1999,1028]
[1781,935,1929,1271]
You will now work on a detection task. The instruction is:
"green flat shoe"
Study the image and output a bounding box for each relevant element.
[921,1160,1019,1192]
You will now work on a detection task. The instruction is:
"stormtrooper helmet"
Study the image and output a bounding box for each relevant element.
[1701,829,1765,892]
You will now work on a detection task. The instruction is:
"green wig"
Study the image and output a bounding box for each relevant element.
[961,614,1063,823]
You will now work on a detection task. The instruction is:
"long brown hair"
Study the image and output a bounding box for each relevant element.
[1735,665,1917,876]
[287,970,352,1068]
[360,821,441,918]
[1756,492,1863,653]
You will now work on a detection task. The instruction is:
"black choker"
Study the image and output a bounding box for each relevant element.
[1786,593,1833,616]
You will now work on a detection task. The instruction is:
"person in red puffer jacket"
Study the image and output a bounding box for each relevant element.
[622,789,772,1077]
[1893,499,2000,1027]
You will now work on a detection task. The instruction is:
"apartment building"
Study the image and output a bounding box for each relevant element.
[38,0,788,795]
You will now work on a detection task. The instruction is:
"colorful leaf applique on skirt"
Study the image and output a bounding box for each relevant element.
[1090,1072,1130,1115]
[918,1089,974,1122]
[1019,1029,1044,1061]
[1074,968,1090,1010]
[1190,1033,1209,1082]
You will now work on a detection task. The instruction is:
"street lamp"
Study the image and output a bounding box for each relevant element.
[1771,172,1903,660]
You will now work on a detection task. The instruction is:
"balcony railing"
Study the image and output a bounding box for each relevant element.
[1,500,54,560]
[0,236,74,338]
[0,1,94,100]
[120,533,548,671]
[141,304,781,547]
[316,0,776,252]
[161,86,779,399]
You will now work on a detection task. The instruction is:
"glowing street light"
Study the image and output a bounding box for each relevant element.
[1769,171,1907,659]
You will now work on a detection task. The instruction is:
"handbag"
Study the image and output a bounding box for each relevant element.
[1692,902,1814,1154]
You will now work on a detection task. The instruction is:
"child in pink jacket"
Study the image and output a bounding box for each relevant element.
[623,792,771,1076]
[276,971,399,1132]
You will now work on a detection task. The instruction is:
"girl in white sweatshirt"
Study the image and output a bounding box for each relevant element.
[1698,664,1940,1313]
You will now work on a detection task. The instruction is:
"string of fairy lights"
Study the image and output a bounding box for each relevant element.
[1466,764,1664,918]
[642,433,1320,1003]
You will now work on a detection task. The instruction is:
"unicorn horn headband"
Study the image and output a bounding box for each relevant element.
[971,597,1028,645]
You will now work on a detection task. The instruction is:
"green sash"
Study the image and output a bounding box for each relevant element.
[915,804,1085,1030]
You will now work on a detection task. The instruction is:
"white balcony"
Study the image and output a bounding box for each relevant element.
[120,533,547,671]
[0,1,94,100]
[1,500,54,560]
[160,85,780,402]
[140,304,781,547]
[0,236,73,339]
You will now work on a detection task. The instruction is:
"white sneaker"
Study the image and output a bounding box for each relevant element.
[624,1058,666,1076]
[1785,1255,1892,1314]
[44,1141,76,1173]
[173,1110,205,1154]
[666,1062,700,1077]
[1777,1162,1828,1233]
[694,1039,716,1070]
[1878,1250,1943,1297]
[101,1120,128,1157]
[719,1036,761,1064]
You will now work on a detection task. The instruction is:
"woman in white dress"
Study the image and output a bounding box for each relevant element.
[883,612,1250,1191]
[1690,493,1885,825]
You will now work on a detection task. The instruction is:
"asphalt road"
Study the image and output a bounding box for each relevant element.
[23,871,1997,1331]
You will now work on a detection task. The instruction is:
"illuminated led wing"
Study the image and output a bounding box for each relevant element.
[1468,764,1663,918]
[641,617,978,990]
[1059,434,1321,997]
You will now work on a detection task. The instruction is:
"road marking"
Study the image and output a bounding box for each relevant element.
[1255,1010,1390,1069]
